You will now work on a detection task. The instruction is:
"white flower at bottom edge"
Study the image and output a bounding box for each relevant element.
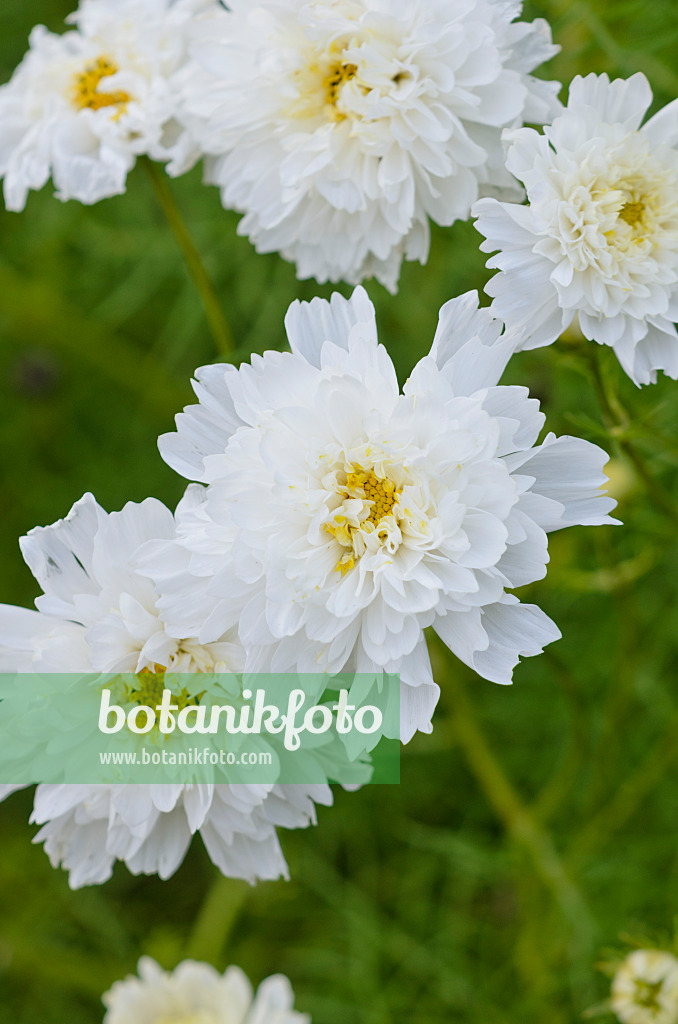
[156,286,618,745]
[0,0,208,211]
[103,957,310,1024]
[0,491,334,888]
[611,950,678,1024]
[473,73,678,386]
[175,0,560,291]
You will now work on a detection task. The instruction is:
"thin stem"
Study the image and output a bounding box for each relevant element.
[530,652,587,825]
[568,708,678,863]
[184,874,249,963]
[444,658,595,948]
[143,158,235,357]
[587,346,678,523]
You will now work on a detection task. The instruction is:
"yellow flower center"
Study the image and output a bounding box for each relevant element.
[619,199,646,229]
[126,666,203,730]
[289,42,366,123]
[325,60,358,108]
[71,56,130,114]
[348,468,399,526]
[325,466,402,575]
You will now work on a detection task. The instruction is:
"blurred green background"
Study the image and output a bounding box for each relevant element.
[1,1,678,1021]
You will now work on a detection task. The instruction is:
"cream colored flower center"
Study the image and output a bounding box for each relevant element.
[588,170,675,256]
[325,465,402,574]
[608,179,654,244]
[71,56,130,113]
[633,977,665,1013]
[552,138,678,276]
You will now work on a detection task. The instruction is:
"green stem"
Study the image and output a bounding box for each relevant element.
[444,661,595,948]
[568,708,678,863]
[184,874,249,963]
[530,653,587,825]
[143,158,235,357]
[587,346,678,523]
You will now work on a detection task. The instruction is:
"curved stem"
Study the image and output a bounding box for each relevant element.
[143,158,235,357]
[442,653,595,953]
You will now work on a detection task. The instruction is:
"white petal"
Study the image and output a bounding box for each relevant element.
[471,597,561,684]
[567,72,653,129]
[284,287,377,368]
[504,434,619,530]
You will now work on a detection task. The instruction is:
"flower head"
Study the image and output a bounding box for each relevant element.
[2,489,241,676]
[611,950,678,1024]
[473,73,678,385]
[103,957,310,1024]
[176,0,560,290]
[0,491,333,887]
[0,0,206,211]
[158,287,617,742]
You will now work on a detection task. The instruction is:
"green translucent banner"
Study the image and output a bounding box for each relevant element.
[0,672,400,785]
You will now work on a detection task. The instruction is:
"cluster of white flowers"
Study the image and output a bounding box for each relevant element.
[0,0,560,290]
[4,4,678,1022]
[0,285,616,886]
[0,0,675,944]
[103,957,309,1024]
[1,2,675,383]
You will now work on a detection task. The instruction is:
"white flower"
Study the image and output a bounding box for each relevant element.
[175,0,560,291]
[158,287,617,743]
[0,491,333,888]
[2,489,241,675]
[611,950,678,1024]
[473,73,678,385]
[103,957,310,1024]
[0,0,208,211]
[26,781,331,889]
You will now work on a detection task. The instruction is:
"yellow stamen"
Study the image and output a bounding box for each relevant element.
[346,468,398,526]
[325,466,401,573]
[72,56,130,113]
[325,61,358,108]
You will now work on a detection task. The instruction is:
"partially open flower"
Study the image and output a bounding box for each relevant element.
[611,950,678,1024]
[103,957,310,1024]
